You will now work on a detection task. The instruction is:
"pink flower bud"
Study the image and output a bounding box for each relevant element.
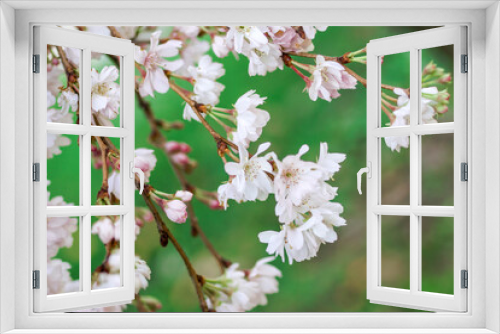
[135,218,144,228]
[174,190,193,202]
[179,143,192,153]
[52,58,60,66]
[164,200,188,223]
[171,152,189,166]
[209,199,224,210]
[165,141,181,153]
[439,73,452,83]
[143,211,154,223]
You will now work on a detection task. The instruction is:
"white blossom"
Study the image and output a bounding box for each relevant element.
[231,90,270,148]
[385,87,438,152]
[46,192,77,259]
[212,35,230,58]
[135,256,151,294]
[183,55,225,122]
[247,43,283,76]
[273,145,325,223]
[218,142,273,206]
[47,259,76,295]
[91,66,120,120]
[308,55,357,102]
[226,26,269,54]
[58,90,79,115]
[108,171,121,200]
[91,217,116,244]
[135,31,184,97]
[176,38,210,76]
[248,257,282,305]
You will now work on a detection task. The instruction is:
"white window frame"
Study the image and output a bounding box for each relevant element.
[366,26,468,312]
[1,1,499,333]
[33,26,136,312]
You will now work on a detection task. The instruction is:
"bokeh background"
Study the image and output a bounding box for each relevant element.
[48,26,455,312]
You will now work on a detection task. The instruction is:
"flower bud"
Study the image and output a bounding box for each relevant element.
[171,152,189,166]
[439,73,452,84]
[179,143,192,153]
[164,200,188,223]
[165,141,181,153]
[436,105,449,114]
[209,199,224,210]
[423,62,436,75]
[174,190,193,202]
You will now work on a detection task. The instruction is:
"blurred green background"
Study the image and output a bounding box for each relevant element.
[48,26,455,312]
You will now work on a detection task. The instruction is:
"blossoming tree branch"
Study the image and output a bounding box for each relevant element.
[45,25,452,312]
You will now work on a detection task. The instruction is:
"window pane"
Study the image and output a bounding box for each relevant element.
[421,134,454,206]
[381,52,410,128]
[91,215,122,290]
[91,136,121,205]
[381,215,410,290]
[421,216,454,294]
[91,52,121,128]
[47,45,81,125]
[47,216,80,295]
[47,134,80,206]
[420,45,454,124]
[381,137,410,205]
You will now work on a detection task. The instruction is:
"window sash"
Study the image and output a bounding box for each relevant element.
[366,26,468,312]
[33,26,136,312]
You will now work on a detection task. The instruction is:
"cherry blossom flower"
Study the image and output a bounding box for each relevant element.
[108,171,121,200]
[47,133,71,159]
[204,262,280,312]
[46,193,78,259]
[218,142,273,205]
[91,217,116,244]
[247,43,283,76]
[47,91,56,108]
[134,148,157,182]
[248,257,282,305]
[385,87,439,152]
[58,90,79,115]
[176,26,200,39]
[226,26,269,54]
[212,35,230,58]
[47,65,64,96]
[135,31,184,97]
[231,90,270,148]
[135,256,151,294]
[47,259,75,295]
[176,38,210,76]
[183,55,225,122]
[273,145,325,223]
[91,66,120,119]
[308,55,357,102]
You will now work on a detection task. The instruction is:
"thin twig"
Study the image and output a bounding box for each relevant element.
[142,191,209,312]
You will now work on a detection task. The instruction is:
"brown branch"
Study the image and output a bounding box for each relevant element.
[142,190,209,312]
[56,45,75,76]
[168,80,239,153]
[287,51,399,91]
[107,26,123,39]
[137,89,228,272]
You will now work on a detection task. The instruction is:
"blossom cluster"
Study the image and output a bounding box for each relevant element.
[204,257,281,312]
[384,62,452,152]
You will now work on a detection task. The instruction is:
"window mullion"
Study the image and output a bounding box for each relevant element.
[409,47,420,294]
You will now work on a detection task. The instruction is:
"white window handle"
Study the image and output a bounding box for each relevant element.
[130,162,145,195]
[357,162,371,195]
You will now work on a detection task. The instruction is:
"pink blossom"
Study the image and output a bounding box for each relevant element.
[135,31,184,97]
[171,152,189,166]
[165,141,182,153]
[161,199,188,223]
[134,148,157,181]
